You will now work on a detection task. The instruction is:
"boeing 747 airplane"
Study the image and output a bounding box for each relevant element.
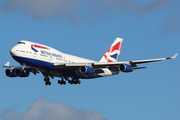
[3,38,178,85]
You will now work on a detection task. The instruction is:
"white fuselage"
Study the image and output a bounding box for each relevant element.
[10,40,96,65]
[9,41,117,79]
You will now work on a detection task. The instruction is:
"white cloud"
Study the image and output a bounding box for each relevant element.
[1,0,180,32]
[0,97,106,120]
[132,0,173,14]
[161,15,180,34]
[3,0,82,21]
[1,0,177,19]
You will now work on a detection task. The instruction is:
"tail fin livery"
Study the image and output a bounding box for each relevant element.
[99,37,123,62]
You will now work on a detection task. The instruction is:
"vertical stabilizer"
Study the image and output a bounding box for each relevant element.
[99,37,123,62]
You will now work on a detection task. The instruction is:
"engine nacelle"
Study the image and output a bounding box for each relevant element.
[5,68,17,77]
[79,66,94,74]
[5,68,30,77]
[14,68,22,76]
[119,64,133,72]
[14,68,30,77]
[19,71,30,77]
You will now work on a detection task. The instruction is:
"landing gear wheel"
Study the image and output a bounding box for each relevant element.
[58,80,61,84]
[78,80,81,84]
[63,81,66,85]
[70,81,73,85]
[44,77,51,86]
[48,82,51,85]
[58,80,66,85]
[74,81,78,84]
[45,82,48,86]
[45,81,51,86]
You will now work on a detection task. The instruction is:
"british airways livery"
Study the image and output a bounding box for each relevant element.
[3,38,178,86]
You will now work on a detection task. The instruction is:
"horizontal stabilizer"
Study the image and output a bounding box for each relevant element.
[4,62,10,67]
[133,67,148,70]
[3,62,15,68]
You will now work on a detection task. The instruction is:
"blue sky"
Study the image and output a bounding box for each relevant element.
[0,0,179,120]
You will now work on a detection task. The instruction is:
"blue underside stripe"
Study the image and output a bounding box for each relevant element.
[13,56,58,70]
[13,56,103,79]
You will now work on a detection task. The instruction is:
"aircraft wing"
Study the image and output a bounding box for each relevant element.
[94,53,178,67]
[54,62,92,70]
[54,53,178,69]
[3,62,39,75]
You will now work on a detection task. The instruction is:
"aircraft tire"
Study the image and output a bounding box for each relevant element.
[63,81,66,85]
[58,80,61,84]
[78,80,81,84]
[45,82,48,86]
[74,81,77,84]
[48,82,51,85]
[58,80,66,85]
[45,81,51,86]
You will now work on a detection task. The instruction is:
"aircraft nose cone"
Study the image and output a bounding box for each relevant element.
[10,46,16,56]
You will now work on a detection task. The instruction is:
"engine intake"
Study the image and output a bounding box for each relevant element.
[14,68,22,76]
[5,68,17,77]
[119,64,133,72]
[14,68,30,77]
[79,66,94,74]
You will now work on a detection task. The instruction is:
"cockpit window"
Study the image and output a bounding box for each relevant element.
[17,42,25,44]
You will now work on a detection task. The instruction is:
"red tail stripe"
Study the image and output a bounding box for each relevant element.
[108,59,113,62]
[104,54,107,59]
[104,54,113,62]
[107,42,122,53]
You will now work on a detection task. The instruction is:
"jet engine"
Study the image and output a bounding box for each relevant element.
[14,68,30,77]
[119,64,133,72]
[79,66,94,74]
[5,68,30,77]
[5,68,17,77]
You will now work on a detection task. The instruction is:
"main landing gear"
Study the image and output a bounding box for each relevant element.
[57,77,81,85]
[68,79,81,85]
[44,77,51,86]
[58,77,66,85]
[44,76,81,86]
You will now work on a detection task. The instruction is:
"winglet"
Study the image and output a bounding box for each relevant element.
[171,53,178,59]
